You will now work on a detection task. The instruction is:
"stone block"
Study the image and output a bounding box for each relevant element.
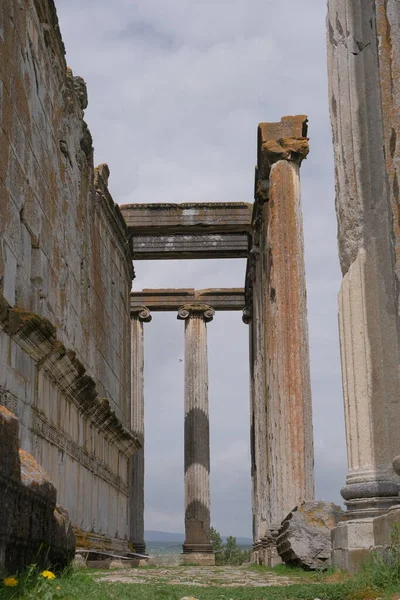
[0,405,75,573]
[2,243,17,306]
[331,519,376,573]
[277,501,345,570]
[180,553,215,566]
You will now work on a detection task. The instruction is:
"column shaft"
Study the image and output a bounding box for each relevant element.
[129,307,151,554]
[178,305,214,558]
[253,118,315,555]
[246,237,269,549]
[327,0,400,517]
[263,158,315,529]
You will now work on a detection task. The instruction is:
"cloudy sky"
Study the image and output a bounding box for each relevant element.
[57,0,346,538]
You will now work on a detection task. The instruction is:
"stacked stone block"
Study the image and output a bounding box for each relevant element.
[0,405,75,573]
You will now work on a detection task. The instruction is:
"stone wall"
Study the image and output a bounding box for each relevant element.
[0,405,75,573]
[0,0,137,545]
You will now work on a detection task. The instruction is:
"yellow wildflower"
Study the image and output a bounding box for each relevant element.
[40,570,56,580]
[3,577,18,587]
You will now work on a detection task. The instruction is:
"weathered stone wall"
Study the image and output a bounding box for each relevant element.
[0,405,75,573]
[0,0,136,544]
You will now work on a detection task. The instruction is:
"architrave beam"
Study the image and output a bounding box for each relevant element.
[130,288,245,312]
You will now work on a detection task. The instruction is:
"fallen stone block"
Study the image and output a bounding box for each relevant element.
[276,501,345,570]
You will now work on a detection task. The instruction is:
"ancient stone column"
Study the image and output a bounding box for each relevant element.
[177,304,215,566]
[129,306,152,555]
[258,117,315,543]
[243,207,271,564]
[327,1,400,522]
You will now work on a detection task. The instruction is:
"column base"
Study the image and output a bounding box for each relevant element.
[332,518,375,573]
[182,542,213,554]
[181,552,215,566]
[130,541,146,555]
[345,496,400,519]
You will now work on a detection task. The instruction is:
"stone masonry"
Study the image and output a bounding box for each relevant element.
[0,405,75,573]
[0,0,138,556]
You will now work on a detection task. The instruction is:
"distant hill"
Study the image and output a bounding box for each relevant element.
[145,530,184,543]
[144,530,252,545]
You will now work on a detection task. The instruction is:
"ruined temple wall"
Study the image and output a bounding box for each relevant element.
[0,0,133,425]
[0,0,135,542]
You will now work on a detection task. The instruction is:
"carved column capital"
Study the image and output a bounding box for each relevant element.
[177,304,215,323]
[258,138,309,179]
[257,116,309,180]
[131,306,152,323]
[242,307,252,325]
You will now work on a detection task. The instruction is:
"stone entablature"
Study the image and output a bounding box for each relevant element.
[121,202,253,233]
[130,232,249,260]
[131,288,245,312]
[121,202,252,260]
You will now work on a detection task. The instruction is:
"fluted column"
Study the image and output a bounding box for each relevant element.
[178,304,215,564]
[259,117,315,534]
[243,213,270,562]
[129,306,152,554]
[328,1,400,518]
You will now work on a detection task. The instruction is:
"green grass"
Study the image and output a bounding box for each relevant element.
[0,571,356,600]
[2,559,400,600]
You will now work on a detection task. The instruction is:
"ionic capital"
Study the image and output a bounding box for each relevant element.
[130,306,152,323]
[177,304,215,323]
[242,307,252,325]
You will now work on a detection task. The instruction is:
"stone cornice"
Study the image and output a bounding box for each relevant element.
[130,306,152,323]
[177,304,215,323]
[0,295,140,456]
[94,164,135,283]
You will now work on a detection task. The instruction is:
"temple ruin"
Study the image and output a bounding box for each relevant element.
[0,0,316,569]
[1,0,400,575]
[123,126,315,565]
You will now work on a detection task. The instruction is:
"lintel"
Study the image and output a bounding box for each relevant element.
[130,288,245,312]
[121,202,253,234]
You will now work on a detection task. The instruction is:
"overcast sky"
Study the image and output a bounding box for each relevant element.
[57,0,346,538]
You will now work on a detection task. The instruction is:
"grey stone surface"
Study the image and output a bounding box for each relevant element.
[327,0,400,519]
[277,501,345,570]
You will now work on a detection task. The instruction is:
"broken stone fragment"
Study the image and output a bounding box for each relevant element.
[276,501,345,570]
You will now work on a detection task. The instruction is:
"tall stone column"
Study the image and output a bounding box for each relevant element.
[177,304,215,566]
[327,0,400,521]
[258,116,315,541]
[129,306,152,555]
[243,205,271,564]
